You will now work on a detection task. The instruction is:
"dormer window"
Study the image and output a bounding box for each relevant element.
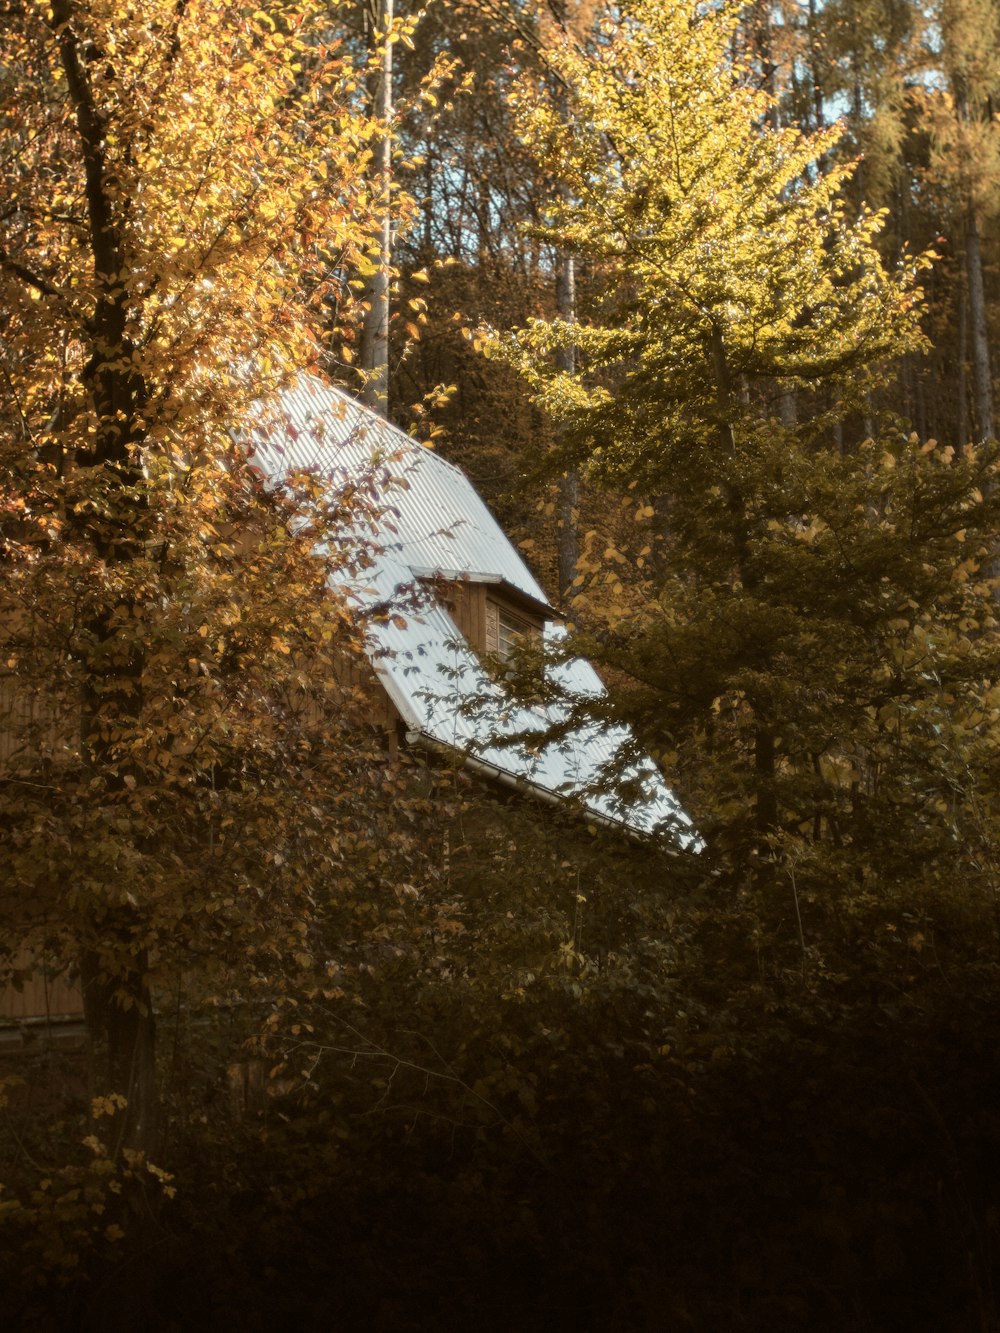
[486,599,542,664]
[415,570,552,669]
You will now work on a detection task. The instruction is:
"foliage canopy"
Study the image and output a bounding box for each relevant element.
[0,0,423,1155]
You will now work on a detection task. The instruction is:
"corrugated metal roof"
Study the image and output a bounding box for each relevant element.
[248,374,700,847]
[249,376,553,610]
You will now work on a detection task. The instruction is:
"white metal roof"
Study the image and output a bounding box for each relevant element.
[248,374,699,847]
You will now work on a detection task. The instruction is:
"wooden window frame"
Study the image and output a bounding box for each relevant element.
[484,595,543,671]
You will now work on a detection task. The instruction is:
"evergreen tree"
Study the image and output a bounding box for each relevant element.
[498,0,1000,877]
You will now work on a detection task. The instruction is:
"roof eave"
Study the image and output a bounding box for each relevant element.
[409,568,558,621]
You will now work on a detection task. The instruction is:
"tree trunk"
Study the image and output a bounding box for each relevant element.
[359,0,393,415]
[555,251,579,598]
[52,1,161,1165]
[952,82,995,444]
[808,0,824,134]
[707,323,778,847]
[82,948,159,1159]
[957,280,969,448]
[966,206,995,441]
[755,725,778,845]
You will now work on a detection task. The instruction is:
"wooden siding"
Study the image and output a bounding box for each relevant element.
[324,643,402,735]
[0,674,76,774]
[0,674,85,1026]
[0,954,83,1024]
[438,581,541,660]
[441,580,488,651]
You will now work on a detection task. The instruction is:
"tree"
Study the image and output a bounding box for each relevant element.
[926,0,1000,443]
[500,0,927,450]
[495,0,1000,874]
[760,0,999,450]
[0,0,409,1162]
[358,0,394,413]
[386,0,604,590]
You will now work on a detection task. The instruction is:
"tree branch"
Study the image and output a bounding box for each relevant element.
[0,250,68,303]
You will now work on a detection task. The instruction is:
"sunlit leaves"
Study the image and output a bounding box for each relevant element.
[486,0,1000,893]
[0,0,434,1148]
[0,0,400,464]
[494,0,928,462]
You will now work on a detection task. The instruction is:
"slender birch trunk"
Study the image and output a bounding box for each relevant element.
[556,251,579,598]
[359,0,393,415]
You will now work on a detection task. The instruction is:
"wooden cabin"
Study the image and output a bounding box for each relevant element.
[249,377,697,839]
[1,377,698,1037]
